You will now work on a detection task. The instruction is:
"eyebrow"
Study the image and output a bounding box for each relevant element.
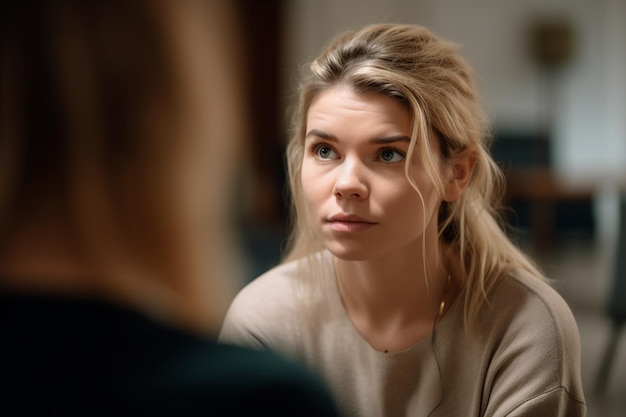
[305,129,411,144]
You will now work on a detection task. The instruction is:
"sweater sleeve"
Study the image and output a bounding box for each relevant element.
[504,387,586,417]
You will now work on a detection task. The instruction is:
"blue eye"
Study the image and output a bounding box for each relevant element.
[379,149,405,163]
[313,144,338,160]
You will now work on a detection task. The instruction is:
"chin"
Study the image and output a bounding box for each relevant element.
[325,241,383,262]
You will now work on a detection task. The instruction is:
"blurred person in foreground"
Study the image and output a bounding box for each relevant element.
[0,1,339,415]
[221,24,586,416]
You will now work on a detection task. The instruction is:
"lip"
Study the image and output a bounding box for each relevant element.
[327,213,374,223]
[326,214,377,232]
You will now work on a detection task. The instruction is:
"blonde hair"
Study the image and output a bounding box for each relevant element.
[0,1,243,332]
[284,23,543,327]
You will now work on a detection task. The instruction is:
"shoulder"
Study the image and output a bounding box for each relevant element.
[0,293,340,416]
[480,269,582,367]
[487,270,580,347]
[220,251,336,353]
[474,269,586,414]
[219,257,305,350]
[149,341,340,416]
[121,326,341,416]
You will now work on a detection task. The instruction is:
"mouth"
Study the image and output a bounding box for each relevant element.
[326,214,377,232]
[327,214,374,222]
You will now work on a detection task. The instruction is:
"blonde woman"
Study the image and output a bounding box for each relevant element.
[0,1,339,415]
[220,24,586,416]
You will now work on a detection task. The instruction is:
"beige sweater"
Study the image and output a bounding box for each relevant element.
[220,252,586,417]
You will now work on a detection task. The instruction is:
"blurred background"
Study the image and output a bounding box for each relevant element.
[233,1,625,415]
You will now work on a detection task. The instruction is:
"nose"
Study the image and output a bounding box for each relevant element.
[333,158,368,200]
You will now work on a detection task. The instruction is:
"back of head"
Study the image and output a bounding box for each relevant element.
[0,0,245,332]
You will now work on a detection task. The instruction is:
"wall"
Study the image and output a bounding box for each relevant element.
[281,0,626,174]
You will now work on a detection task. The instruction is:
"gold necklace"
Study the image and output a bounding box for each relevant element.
[437,274,451,318]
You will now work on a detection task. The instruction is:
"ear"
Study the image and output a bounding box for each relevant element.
[443,147,477,202]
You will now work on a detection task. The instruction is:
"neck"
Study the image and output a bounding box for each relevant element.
[337,241,450,323]
[335,238,457,353]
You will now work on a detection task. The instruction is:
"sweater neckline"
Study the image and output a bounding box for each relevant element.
[324,250,458,357]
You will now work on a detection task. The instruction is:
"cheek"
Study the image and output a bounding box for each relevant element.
[388,191,423,223]
[406,163,443,212]
[301,184,323,224]
[300,160,327,207]
[385,183,439,228]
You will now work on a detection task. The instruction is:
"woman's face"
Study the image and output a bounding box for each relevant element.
[301,86,446,261]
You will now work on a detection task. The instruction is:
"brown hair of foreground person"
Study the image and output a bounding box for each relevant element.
[0,0,243,332]
[0,2,341,415]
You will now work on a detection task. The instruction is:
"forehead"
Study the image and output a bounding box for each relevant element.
[306,86,412,139]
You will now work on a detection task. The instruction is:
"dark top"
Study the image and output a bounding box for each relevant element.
[0,290,339,416]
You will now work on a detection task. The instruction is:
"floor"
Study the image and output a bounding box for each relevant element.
[524,238,626,416]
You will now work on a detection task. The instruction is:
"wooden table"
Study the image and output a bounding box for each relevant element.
[503,167,626,250]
